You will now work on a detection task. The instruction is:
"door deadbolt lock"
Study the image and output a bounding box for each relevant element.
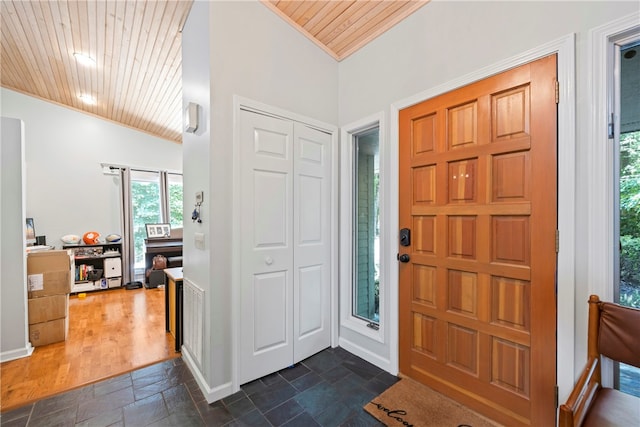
[400,228,411,246]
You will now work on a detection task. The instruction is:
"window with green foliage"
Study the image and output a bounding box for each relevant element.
[167,173,184,229]
[619,130,640,309]
[353,127,380,324]
[130,170,183,270]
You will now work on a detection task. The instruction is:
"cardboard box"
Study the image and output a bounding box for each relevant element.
[27,250,73,298]
[29,317,69,347]
[28,294,69,325]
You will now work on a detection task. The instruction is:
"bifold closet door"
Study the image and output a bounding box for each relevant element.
[239,110,331,385]
[292,122,331,364]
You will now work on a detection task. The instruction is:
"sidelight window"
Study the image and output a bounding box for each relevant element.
[353,127,380,324]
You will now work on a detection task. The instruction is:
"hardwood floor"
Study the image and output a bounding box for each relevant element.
[0,287,179,413]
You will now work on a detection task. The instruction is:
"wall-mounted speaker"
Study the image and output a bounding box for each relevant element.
[184,102,199,133]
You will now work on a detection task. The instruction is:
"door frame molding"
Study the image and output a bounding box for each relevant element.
[388,34,576,400]
[339,112,386,344]
[587,12,640,387]
[230,95,339,391]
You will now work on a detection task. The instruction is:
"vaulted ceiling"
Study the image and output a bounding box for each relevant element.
[0,1,430,144]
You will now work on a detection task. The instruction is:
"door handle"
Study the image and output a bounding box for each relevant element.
[397,253,410,263]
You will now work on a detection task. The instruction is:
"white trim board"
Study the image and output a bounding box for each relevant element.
[339,111,387,345]
[587,12,640,388]
[0,344,34,363]
[387,34,576,401]
[182,346,233,404]
[587,12,640,303]
[339,336,392,373]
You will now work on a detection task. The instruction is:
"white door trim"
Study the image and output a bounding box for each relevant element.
[587,12,640,302]
[587,12,640,388]
[231,95,338,391]
[388,34,576,400]
[339,112,386,344]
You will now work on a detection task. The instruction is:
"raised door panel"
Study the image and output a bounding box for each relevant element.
[399,55,557,426]
[239,110,294,384]
[293,123,332,362]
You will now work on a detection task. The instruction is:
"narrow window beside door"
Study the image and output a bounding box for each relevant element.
[353,127,380,324]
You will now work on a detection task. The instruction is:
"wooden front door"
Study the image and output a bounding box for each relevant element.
[398,54,557,426]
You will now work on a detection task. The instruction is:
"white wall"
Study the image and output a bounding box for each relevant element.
[0,88,182,247]
[0,118,32,362]
[181,0,338,401]
[180,0,213,395]
[338,0,638,398]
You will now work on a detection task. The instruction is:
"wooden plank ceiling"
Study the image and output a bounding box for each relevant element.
[264,0,429,60]
[0,1,429,144]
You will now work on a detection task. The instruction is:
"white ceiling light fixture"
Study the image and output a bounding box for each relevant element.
[73,52,96,67]
[78,94,96,105]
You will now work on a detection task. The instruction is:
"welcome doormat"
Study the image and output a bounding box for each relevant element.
[364,377,502,427]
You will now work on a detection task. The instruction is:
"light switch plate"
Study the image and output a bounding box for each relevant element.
[195,191,203,204]
[194,232,205,250]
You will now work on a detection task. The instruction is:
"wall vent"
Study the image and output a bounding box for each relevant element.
[183,278,204,367]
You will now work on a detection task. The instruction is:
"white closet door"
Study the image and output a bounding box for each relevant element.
[293,123,332,362]
[239,110,294,384]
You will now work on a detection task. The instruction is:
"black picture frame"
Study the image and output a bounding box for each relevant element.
[145,223,171,239]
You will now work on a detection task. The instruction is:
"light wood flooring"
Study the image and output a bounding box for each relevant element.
[0,287,179,413]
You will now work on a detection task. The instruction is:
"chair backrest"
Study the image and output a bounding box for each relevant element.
[559,295,640,427]
[597,300,640,368]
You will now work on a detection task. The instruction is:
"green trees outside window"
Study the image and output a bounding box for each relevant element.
[130,171,183,269]
[620,130,640,308]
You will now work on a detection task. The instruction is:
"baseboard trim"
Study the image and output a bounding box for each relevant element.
[338,337,394,375]
[0,343,34,363]
[182,346,233,404]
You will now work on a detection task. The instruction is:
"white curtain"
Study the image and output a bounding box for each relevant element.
[119,168,134,284]
[160,171,169,223]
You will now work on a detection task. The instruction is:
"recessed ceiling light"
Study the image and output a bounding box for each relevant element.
[73,52,96,67]
[78,94,96,105]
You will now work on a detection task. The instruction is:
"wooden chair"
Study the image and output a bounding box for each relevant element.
[559,295,640,427]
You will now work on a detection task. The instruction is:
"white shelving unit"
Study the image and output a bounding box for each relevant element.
[63,243,122,293]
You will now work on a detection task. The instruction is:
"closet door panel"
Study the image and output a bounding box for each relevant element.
[253,271,288,351]
[239,110,294,384]
[239,111,333,384]
[293,123,332,362]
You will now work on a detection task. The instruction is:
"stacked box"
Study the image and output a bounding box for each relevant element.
[27,250,73,298]
[27,250,73,347]
[28,294,68,324]
[28,318,69,347]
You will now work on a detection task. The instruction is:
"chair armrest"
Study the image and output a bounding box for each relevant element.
[559,357,601,427]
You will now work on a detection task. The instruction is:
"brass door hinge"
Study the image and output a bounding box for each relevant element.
[555,384,559,408]
[556,230,559,253]
[555,80,560,104]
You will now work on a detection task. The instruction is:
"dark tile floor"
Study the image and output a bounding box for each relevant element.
[1,346,397,426]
